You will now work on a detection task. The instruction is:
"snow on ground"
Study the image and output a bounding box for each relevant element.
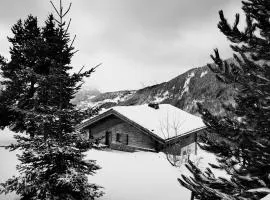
[0,129,230,200]
[85,149,191,200]
[0,128,17,147]
[85,147,230,200]
[0,149,191,200]
[1,147,191,200]
[0,148,20,200]
[0,130,192,200]
[189,148,230,179]
[0,129,20,200]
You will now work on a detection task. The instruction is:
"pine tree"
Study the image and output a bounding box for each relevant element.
[0,1,102,199]
[179,0,270,199]
[0,15,44,133]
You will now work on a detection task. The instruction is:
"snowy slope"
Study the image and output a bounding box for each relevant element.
[86,149,191,200]
[0,150,192,200]
[0,130,192,200]
[85,148,229,200]
[0,130,229,200]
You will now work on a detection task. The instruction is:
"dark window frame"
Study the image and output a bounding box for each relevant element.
[116,133,121,142]
[116,133,129,145]
[126,134,129,145]
[89,129,93,140]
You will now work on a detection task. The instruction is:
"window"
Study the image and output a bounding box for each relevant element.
[126,134,129,145]
[116,133,121,142]
[88,129,93,140]
[116,133,129,145]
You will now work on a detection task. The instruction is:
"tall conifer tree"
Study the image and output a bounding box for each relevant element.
[0,1,102,199]
[180,1,270,199]
[0,16,43,133]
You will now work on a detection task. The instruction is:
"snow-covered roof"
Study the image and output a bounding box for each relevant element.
[111,104,205,140]
[77,104,205,141]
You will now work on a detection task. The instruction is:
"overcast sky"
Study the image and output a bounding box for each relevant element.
[0,0,243,92]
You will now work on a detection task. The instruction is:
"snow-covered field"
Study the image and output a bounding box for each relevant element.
[86,150,191,200]
[0,129,20,200]
[0,129,225,200]
[0,129,193,200]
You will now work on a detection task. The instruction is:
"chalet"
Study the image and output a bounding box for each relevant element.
[76,104,206,157]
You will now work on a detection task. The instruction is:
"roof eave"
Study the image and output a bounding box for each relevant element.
[165,126,206,144]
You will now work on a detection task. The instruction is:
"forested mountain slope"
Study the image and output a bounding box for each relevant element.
[74,59,235,115]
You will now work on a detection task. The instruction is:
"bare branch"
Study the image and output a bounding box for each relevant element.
[160,120,166,139]
[60,0,63,15]
[93,63,102,71]
[50,1,61,17]
[63,3,72,18]
[78,66,85,74]
[70,35,77,48]
[76,63,101,76]
[53,18,61,25]
[71,50,79,55]
[64,18,72,35]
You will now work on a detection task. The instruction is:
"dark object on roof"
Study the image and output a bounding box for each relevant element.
[148,103,159,109]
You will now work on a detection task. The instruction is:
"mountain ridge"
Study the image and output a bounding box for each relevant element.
[74,59,235,115]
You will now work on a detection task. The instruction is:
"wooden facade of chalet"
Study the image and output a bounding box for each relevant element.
[76,104,206,155]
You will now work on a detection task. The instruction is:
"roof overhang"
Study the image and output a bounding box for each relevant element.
[165,126,206,145]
